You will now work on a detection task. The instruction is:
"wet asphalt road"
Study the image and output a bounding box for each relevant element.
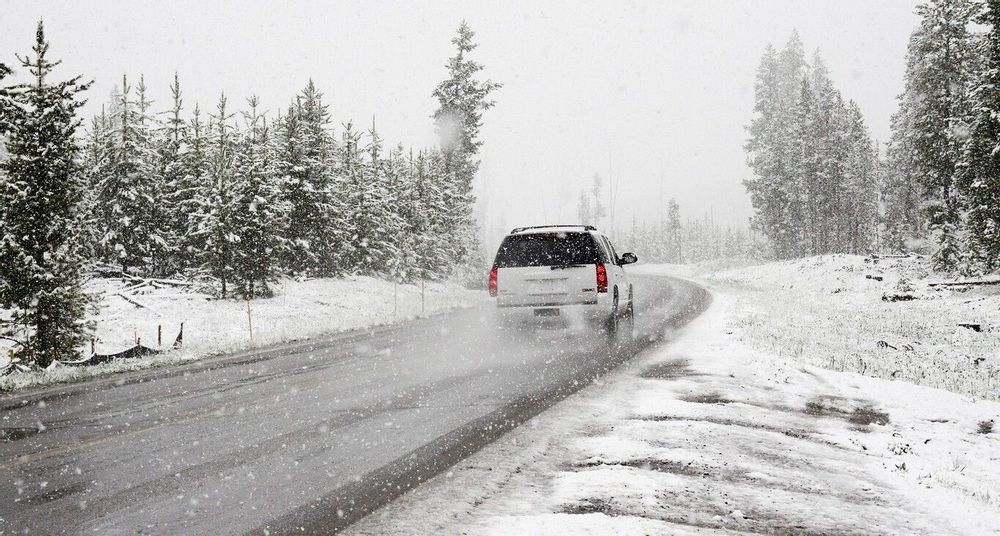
[0,275,708,535]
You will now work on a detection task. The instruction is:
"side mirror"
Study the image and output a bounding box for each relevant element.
[619,252,638,265]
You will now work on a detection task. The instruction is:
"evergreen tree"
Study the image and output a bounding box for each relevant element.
[342,120,401,274]
[159,73,195,272]
[897,0,979,268]
[196,94,237,296]
[591,174,607,226]
[79,106,110,259]
[958,0,1000,271]
[229,97,285,298]
[882,98,924,251]
[746,32,880,260]
[178,103,209,268]
[276,80,341,275]
[666,198,682,263]
[577,191,593,226]
[432,21,500,266]
[93,74,168,274]
[0,22,92,365]
[843,101,879,254]
[744,34,808,258]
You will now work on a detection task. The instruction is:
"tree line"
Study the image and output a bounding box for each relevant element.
[743,31,880,260]
[621,200,763,265]
[0,21,499,364]
[747,1,1000,276]
[883,0,1000,274]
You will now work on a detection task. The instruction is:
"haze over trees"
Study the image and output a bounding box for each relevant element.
[744,32,879,260]
[0,20,499,362]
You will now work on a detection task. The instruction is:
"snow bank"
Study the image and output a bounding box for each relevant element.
[1,276,485,391]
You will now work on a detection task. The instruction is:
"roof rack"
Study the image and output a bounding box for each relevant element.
[509,224,597,234]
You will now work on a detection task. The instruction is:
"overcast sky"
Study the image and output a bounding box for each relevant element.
[2,0,920,247]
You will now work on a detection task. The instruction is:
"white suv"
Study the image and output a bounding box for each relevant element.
[488,225,637,337]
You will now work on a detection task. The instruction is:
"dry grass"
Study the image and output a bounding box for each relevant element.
[707,255,1000,401]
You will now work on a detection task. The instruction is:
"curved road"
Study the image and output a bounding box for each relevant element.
[0,275,707,535]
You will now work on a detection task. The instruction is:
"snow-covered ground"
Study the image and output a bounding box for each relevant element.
[348,269,1000,535]
[662,254,1000,402]
[1,276,485,391]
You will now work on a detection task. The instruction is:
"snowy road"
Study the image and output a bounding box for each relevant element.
[0,275,708,535]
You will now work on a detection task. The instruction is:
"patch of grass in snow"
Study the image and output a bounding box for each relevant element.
[706,254,1000,401]
[978,419,995,434]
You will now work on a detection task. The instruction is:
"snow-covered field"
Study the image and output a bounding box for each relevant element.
[658,255,1000,402]
[348,271,1000,535]
[1,276,485,391]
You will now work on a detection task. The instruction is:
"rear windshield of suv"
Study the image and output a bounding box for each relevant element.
[493,232,602,268]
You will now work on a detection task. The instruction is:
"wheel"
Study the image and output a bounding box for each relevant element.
[605,292,620,342]
[622,298,635,348]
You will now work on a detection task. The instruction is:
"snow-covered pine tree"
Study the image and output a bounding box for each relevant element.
[842,101,879,254]
[577,191,593,226]
[897,0,978,269]
[807,52,849,254]
[276,81,341,276]
[229,97,285,298]
[432,21,500,268]
[958,0,1000,272]
[591,174,607,227]
[136,76,171,274]
[196,94,237,296]
[666,199,682,263]
[93,74,168,275]
[386,146,418,282]
[358,121,402,274]
[79,106,110,260]
[883,98,924,252]
[158,73,194,273]
[178,103,209,269]
[380,143,410,281]
[0,21,92,365]
[744,34,808,259]
[789,76,816,256]
[339,120,365,272]
[410,149,450,278]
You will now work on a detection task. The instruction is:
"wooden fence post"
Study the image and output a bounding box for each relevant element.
[246,298,253,342]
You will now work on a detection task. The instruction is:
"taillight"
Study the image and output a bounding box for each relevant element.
[488,266,498,297]
[596,263,608,293]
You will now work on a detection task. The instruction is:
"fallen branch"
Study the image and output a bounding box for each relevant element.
[115,292,150,309]
[928,278,1000,288]
[147,278,195,288]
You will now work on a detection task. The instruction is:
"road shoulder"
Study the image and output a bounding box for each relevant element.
[347,288,1000,535]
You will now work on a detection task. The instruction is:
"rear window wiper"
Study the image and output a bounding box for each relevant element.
[550,264,586,270]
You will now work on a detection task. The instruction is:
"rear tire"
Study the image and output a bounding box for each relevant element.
[605,293,619,343]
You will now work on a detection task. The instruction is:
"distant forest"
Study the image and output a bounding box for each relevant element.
[746,0,1000,275]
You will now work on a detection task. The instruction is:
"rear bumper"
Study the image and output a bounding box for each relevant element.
[493,298,612,324]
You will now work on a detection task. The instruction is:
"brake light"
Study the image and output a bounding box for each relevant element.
[596,263,608,293]
[488,266,498,297]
